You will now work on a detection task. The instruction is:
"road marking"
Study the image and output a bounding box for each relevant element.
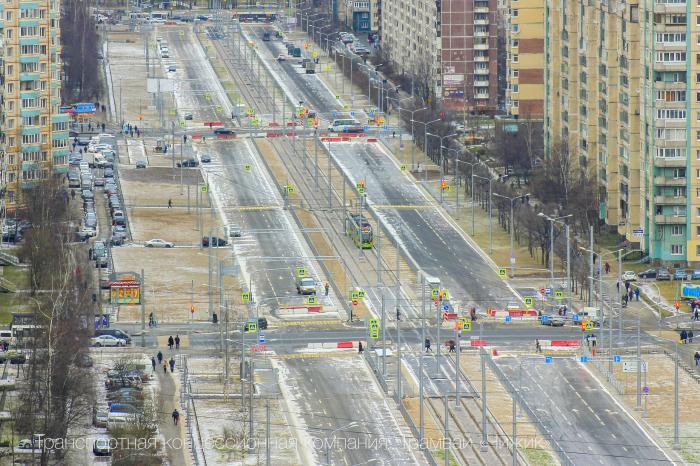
[372,204,432,209]
[271,351,357,360]
[622,447,628,452]
[224,205,281,211]
[275,320,339,327]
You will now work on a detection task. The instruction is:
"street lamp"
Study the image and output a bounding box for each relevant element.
[402,106,428,170]
[472,174,492,253]
[426,132,457,204]
[493,193,529,273]
[537,213,572,287]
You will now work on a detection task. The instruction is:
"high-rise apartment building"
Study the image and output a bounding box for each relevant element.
[381,0,498,113]
[1,0,69,211]
[505,0,544,118]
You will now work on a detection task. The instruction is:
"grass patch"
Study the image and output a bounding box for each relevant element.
[656,423,700,464]
[1,266,29,289]
[431,449,459,466]
[524,448,557,466]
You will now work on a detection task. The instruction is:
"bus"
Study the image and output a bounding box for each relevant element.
[235,12,279,23]
[346,213,373,249]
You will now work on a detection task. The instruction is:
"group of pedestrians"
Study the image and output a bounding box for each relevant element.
[151,350,177,373]
[680,329,695,344]
[123,123,141,138]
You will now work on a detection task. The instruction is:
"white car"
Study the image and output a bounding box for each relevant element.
[145,238,174,248]
[91,335,126,347]
[621,271,637,282]
[88,144,113,153]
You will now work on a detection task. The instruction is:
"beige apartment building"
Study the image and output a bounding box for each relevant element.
[1,0,69,211]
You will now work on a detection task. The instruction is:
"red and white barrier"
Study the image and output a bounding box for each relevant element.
[550,340,580,347]
[204,121,223,127]
[470,339,488,347]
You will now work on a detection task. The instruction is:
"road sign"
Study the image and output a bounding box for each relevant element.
[325,65,331,71]
[633,228,644,236]
[613,355,621,363]
[284,184,296,194]
[368,110,375,117]
[363,124,369,131]
[246,322,257,333]
[582,321,595,331]
[572,314,579,322]
[352,299,359,306]
[312,51,318,58]
[351,291,360,300]
[259,334,266,344]
[541,315,549,322]
[505,315,512,323]
[241,291,251,303]
[623,361,648,373]
[350,111,356,117]
[357,289,366,298]
[457,317,471,332]
[643,386,649,394]
[524,296,534,307]
[580,356,588,363]
[431,288,439,298]
[200,185,209,193]
[442,304,449,311]
[441,289,449,300]
[215,105,222,113]
[544,287,552,296]
[554,290,564,300]
[296,267,306,277]
[244,164,252,172]
[545,356,553,364]
[369,319,379,339]
[250,343,267,352]
[306,295,317,305]
[332,111,337,118]
[498,268,507,278]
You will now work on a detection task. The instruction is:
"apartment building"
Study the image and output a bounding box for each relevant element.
[1,0,68,211]
[381,0,498,113]
[341,0,379,32]
[505,0,544,118]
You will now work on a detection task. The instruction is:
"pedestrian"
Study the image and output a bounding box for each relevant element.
[148,312,154,327]
[358,341,363,353]
[175,334,180,349]
[172,409,180,425]
[625,281,630,291]
[635,287,640,301]
[629,290,634,302]
[616,281,620,293]
[169,357,175,372]
[130,129,134,137]
[324,282,329,296]
[425,338,432,352]
[449,340,456,352]
[681,329,688,344]
[535,339,541,353]
[151,357,156,371]
[396,308,400,321]
[157,350,163,364]
[585,334,591,348]
[213,312,218,324]
[605,262,610,274]
[137,129,140,137]
[134,125,138,133]
[695,308,699,321]
[690,330,694,343]
[695,351,700,366]
[71,189,75,200]
[392,130,396,139]
[88,123,92,132]
[591,334,597,347]
[163,361,168,373]
[101,122,106,132]
[622,294,628,306]
[202,136,206,142]
[168,335,174,350]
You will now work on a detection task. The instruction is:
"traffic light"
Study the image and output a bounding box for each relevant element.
[441,180,447,190]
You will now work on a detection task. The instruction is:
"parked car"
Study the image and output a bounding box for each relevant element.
[201,154,211,163]
[692,270,700,280]
[104,168,114,178]
[91,334,127,347]
[94,177,105,187]
[81,189,94,200]
[95,328,131,344]
[621,271,637,282]
[111,234,125,246]
[176,158,199,168]
[202,236,227,247]
[93,438,112,456]
[541,315,565,327]
[184,112,193,120]
[145,238,174,248]
[18,434,44,450]
[638,268,657,279]
[657,268,672,281]
[93,409,109,428]
[167,65,176,72]
[674,269,688,281]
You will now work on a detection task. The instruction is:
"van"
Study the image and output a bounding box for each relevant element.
[575,307,601,325]
[328,118,362,133]
[0,330,14,345]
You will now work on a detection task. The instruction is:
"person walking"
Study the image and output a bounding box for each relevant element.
[168,199,172,208]
[591,333,597,347]
[616,281,620,293]
[628,289,634,303]
[396,308,400,321]
[324,282,330,296]
[151,357,156,371]
[148,313,154,328]
[690,329,695,343]
[157,351,163,364]
[425,338,432,352]
[681,329,688,344]
[695,308,699,321]
[163,361,168,373]
[358,341,363,353]
[172,409,180,425]
[604,262,610,274]
[448,340,456,352]
[635,287,640,301]
[168,335,174,350]
[535,339,542,353]
[175,335,180,349]
[695,351,700,366]
[169,357,175,372]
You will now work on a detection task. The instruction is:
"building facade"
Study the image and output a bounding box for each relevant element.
[1,0,68,211]
[505,0,544,118]
[380,0,498,113]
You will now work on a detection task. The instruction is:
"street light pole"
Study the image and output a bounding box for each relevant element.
[473,174,492,253]
[493,193,529,271]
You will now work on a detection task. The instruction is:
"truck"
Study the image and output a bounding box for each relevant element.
[346,213,373,249]
[305,60,316,74]
[292,47,301,58]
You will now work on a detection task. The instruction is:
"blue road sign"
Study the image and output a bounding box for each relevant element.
[541,315,549,321]
[343,127,349,133]
[505,315,512,323]
[363,125,369,131]
[332,111,337,118]
[442,304,449,311]
[258,334,266,344]
[383,124,389,129]
[350,111,355,116]
[368,111,375,117]
[572,314,579,322]
[545,356,553,364]
[580,356,588,363]
[643,386,649,394]
[613,355,621,363]
[545,287,552,296]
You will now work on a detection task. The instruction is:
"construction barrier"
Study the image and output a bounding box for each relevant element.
[191,134,203,140]
[366,138,378,142]
[216,134,236,139]
[204,121,223,127]
[268,122,280,127]
[442,312,458,320]
[550,340,580,347]
[266,132,284,138]
[487,309,538,317]
[470,339,488,347]
[337,341,353,349]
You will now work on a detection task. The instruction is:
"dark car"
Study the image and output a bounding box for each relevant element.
[135,160,147,169]
[201,154,211,163]
[657,268,672,281]
[111,234,125,246]
[176,159,199,168]
[638,268,657,279]
[213,128,234,135]
[104,168,114,178]
[202,236,227,247]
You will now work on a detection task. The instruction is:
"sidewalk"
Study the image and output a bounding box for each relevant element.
[155,352,190,466]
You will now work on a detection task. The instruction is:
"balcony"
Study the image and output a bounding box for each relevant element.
[654,2,687,13]
[19,72,39,82]
[475,6,490,13]
[474,93,490,99]
[474,42,489,50]
[474,55,489,62]
[654,157,687,167]
[475,68,489,75]
[654,176,686,186]
[655,214,686,224]
[475,30,488,37]
[654,41,687,50]
[655,195,687,204]
[474,19,489,25]
[654,61,687,71]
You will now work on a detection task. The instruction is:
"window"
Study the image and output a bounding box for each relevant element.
[6,83,13,93]
[657,108,686,119]
[512,84,519,93]
[512,9,519,16]
[513,70,519,77]
[697,226,700,236]
[512,39,519,47]
[672,168,686,178]
[672,225,684,235]
[512,24,520,33]
[512,100,519,107]
[671,244,684,255]
[512,54,519,63]
[655,51,686,62]
[656,90,686,101]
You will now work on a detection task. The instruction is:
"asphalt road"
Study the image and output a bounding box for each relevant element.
[496,357,673,465]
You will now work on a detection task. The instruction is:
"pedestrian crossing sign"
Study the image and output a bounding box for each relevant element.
[244,164,252,172]
[179,120,185,128]
[441,289,449,300]
[242,291,251,303]
[369,319,379,339]
[284,184,296,194]
[306,295,317,305]
[215,105,222,113]
[400,164,406,172]
[498,268,507,277]
[457,317,471,331]
[351,291,360,300]
[246,322,257,333]
[555,290,564,300]
[296,267,306,277]
[584,321,594,331]
[431,288,439,298]
[358,289,366,298]
[201,185,209,193]
[205,93,212,101]
[325,65,331,71]
[524,296,534,307]
[312,51,318,58]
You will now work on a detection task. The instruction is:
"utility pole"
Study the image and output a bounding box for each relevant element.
[455,327,461,408]
[248,358,254,450]
[436,299,441,375]
[618,249,623,343]
[565,223,571,314]
[480,330,488,451]
[314,130,319,189]
[376,227,381,286]
[419,275,425,447]
[512,364,518,466]
[548,218,554,286]
[266,400,271,466]
[208,229,213,320]
[328,141,332,208]
[588,226,594,306]
[140,269,145,348]
[636,309,642,410]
